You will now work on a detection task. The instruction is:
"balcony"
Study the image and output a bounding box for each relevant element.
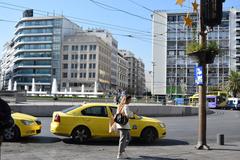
[13,73,51,77]
[13,33,53,42]
[14,57,51,63]
[14,65,51,69]
[15,25,53,34]
[14,48,52,54]
[13,41,52,49]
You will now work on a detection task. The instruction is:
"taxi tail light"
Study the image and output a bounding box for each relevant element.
[54,114,61,122]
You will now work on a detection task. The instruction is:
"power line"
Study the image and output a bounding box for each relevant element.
[0,2,165,38]
[0,19,17,23]
[0,3,169,47]
[89,0,186,33]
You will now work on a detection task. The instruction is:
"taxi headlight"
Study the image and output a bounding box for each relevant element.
[21,120,34,126]
[159,122,166,128]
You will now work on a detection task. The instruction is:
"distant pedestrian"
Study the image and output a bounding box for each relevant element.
[116,95,133,159]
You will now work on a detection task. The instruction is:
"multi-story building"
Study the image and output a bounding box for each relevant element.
[86,29,119,91]
[119,49,145,96]
[230,8,240,72]
[1,10,147,95]
[117,52,128,90]
[0,42,15,90]
[61,32,112,92]
[152,9,235,98]
[1,9,81,91]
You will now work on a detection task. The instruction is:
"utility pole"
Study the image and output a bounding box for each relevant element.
[195,0,209,150]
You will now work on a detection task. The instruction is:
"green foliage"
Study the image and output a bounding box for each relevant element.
[186,41,219,55]
[226,70,240,97]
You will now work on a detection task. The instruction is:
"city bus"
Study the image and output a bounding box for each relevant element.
[189,91,228,109]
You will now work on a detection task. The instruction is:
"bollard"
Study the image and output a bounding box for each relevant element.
[217,134,224,145]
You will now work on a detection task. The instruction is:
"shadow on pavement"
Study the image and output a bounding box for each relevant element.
[62,138,189,146]
[211,148,240,152]
[17,136,61,143]
[131,156,187,160]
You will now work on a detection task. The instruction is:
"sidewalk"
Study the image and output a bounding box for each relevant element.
[1,140,240,160]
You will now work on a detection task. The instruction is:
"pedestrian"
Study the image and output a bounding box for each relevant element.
[116,95,133,159]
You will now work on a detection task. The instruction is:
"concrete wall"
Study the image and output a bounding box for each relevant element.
[9,102,214,117]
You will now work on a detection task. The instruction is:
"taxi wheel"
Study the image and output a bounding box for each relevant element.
[3,125,20,141]
[71,126,91,144]
[141,127,157,144]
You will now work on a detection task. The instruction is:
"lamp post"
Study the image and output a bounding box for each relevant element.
[152,61,155,97]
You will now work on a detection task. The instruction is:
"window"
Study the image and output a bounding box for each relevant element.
[75,54,78,60]
[81,106,108,117]
[80,54,87,60]
[89,72,92,78]
[62,82,66,87]
[90,45,96,51]
[63,45,68,51]
[71,73,74,78]
[75,64,78,69]
[52,69,56,75]
[63,55,68,60]
[92,72,96,78]
[71,64,74,69]
[72,45,78,51]
[80,72,86,78]
[109,106,117,115]
[80,63,87,69]
[93,54,96,59]
[63,64,68,69]
[72,55,74,60]
[63,72,68,78]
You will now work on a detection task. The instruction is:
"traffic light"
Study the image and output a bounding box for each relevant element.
[201,0,225,27]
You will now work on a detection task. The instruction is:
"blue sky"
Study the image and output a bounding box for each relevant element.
[0,0,239,71]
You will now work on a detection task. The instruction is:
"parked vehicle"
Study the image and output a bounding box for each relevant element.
[226,98,240,110]
[3,112,42,141]
[50,103,166,144]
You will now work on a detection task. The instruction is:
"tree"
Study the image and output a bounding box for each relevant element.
[226,70,240,97]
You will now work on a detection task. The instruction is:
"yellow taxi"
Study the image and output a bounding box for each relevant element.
[3,112,42,141]
[50,103,166,143]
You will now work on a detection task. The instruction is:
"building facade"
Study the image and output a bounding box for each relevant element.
[1,10,146,95]
[61,32,112,92]
[0,42,15,90]
[86,29,119,91]
[117,52,128,90]
[1,10,81,92]
[119,49,145,96]
[152,10,234,97]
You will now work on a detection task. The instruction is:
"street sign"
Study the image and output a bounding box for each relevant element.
[194,66,203,85]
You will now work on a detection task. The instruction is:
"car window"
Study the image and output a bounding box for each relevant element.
[81,106,108,117]
[62,105,81,113]
[109,106,117,115]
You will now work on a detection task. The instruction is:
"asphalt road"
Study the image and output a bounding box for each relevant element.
[37,109,240,144]
[1,109,240,160]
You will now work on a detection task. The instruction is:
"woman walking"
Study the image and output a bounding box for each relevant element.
[116,95,133,159]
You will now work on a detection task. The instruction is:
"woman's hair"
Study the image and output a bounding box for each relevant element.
[126,95,131,101]
[117,95,131,111]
